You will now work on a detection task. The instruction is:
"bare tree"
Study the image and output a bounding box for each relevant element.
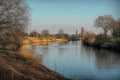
[41,29,49,37]
[112,19,120,37]
[76,29,78,37]
[80,27,85,37]
[58,29,64,38]
[0,0,29,50]
[30,30,40,37]
[0,0,29,30]
[84,31,96,43]
[94,15,116,35]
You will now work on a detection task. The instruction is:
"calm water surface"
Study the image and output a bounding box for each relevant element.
[27,41,120,80]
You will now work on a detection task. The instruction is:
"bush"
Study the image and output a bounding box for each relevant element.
[0,30,23,51]
[84,32,96,43]
[0,0,29,51]
[95,34,110,44]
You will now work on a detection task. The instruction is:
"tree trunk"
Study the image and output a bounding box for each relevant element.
[104,30,107,36]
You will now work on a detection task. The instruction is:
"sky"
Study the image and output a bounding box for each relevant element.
[26,0,120,34]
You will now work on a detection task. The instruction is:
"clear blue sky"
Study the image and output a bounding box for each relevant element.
[26,0,120,34]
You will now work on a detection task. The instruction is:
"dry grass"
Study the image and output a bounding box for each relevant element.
[0,38,69,80]
[21,37,68,45]
[19,50,35,60]
[0,54,68,80]
[0,44,68,80]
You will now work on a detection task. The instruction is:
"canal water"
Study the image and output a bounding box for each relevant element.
[27,41,120,80]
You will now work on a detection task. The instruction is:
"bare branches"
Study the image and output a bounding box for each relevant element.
[0,0,29,50]
[94,15,116,35]
[41,29,49,37]
[0,0,29,31]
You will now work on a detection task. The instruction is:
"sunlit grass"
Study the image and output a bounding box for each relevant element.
[0,50,13,57]
[110,37,120,42]
[19,48,35,60]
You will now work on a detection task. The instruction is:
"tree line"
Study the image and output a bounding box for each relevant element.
[83,15,120,51]
[0,0,120,51]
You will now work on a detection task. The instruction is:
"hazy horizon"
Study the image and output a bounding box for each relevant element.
[26,0,120,34]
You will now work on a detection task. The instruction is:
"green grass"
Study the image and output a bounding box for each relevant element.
[0,44,14,56]
[0,50,13,56]
[110,37,120,42]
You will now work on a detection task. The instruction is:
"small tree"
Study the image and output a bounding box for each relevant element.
[94,15,115,35]
[84,32,96,43]
[95,34,110,44]
[58,29,64,38]
[30,30,39,37]
[80,27,85,37]
[41,29,49,37]
[112,19,120,37]
[0,0,29,51]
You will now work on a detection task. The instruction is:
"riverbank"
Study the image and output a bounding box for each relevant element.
[21,37,68,45]
[0,50,68,80]
[83,40,120,52]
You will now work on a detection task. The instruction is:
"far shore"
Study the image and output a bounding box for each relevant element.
[82,40,120,52]
[21,37,68,45]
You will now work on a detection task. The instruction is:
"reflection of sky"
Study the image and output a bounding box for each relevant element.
[27,41,120,80]
[26,0,120,34]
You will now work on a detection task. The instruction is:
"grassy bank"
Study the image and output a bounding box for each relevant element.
[83,37,120,52]
[0,50,68,80]
[21,37,68,45]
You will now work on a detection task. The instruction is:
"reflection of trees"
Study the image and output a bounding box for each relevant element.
[40,45,49,56]
[70,41,77,46]
[80,44,96,61]
[94,49,120,70]
[27,44,49,57]
[57,42,67,56]
[58,42,68,46]
[58,47,64,56]
[80,43,120,70]
[41,42,51,46]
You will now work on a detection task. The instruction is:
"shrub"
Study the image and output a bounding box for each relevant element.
[84,32,96,43]
[95,34,110,44]
[0,0,29,51]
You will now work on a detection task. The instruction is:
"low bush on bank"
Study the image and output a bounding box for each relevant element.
[83,32,96,43]
[110,37,120,42]
[0,50,14,57]
[95,34,110,44]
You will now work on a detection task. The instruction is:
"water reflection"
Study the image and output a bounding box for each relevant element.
[94,49,120,70]
[21,41,120,80]
[80,44,96,63]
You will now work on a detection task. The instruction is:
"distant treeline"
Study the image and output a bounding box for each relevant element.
[82,15,120,51]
